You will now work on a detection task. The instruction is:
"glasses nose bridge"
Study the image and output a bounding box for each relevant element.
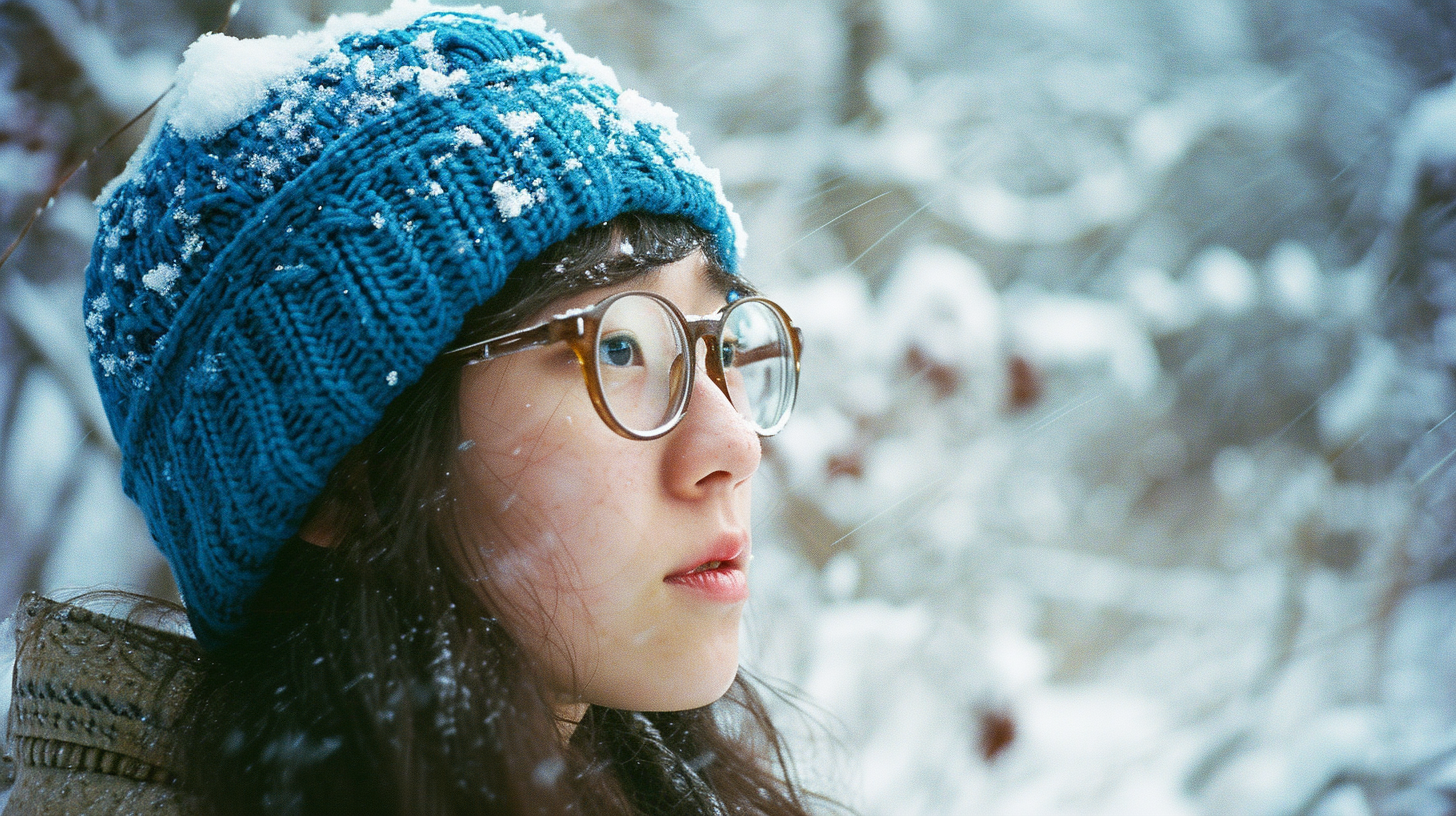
[682,314,733,401]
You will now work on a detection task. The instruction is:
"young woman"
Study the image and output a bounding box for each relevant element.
[3,5,814,815]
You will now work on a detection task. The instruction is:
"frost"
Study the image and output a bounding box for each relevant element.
[457,439,475,451]
[427,181,444,197]
[411,29,435,51]
[562,157,582,171]
[142,263,180,295]
[619,239,633,256]
[386,370,399,386]
[491,179,535,218]
[371,212,385,229]
[498,110,542,138]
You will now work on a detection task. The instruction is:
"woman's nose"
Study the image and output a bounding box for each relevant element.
[661,349,761,499]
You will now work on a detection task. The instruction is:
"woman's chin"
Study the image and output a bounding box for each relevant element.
[585,644,741,712]
[640,666,740,712]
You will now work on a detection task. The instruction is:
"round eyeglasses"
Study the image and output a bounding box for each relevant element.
[442,292,803,440]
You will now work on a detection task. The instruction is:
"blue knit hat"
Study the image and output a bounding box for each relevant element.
[84,1,743,645]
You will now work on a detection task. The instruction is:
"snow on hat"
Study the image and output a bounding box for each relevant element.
[84,0,744,645]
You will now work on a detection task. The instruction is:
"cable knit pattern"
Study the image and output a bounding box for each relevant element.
[83,2,741,645]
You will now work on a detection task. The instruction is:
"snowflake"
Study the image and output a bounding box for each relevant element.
[499,110,542,137]
[180,233,204,262]
[491,180,535,219]
[499,55,543,73]
[454,125,484,147]
[143,263,181,295]
[85,294,110,336]
[417,68,468,97]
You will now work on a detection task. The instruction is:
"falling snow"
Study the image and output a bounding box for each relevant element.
[8,4,1456,816]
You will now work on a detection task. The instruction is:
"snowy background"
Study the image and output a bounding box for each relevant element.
[5,0,1456,814]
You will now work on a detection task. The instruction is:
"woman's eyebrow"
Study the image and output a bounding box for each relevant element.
[701,262,751,299]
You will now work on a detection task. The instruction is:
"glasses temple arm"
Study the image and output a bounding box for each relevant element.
[446,321,559,364]
[725,327,804,367]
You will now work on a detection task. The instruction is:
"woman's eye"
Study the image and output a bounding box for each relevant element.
[720,341,738,368]
[599,334,642,367]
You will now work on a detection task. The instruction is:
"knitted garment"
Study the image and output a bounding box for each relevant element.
[84,0,743,645]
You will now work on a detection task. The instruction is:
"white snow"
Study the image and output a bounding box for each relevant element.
[1007,292,1160,396]
[453,125,484,147]
[1267,240,1323,319]
[560,51,619,90]
[616,88,678,132]
[97,0,584,202]
[1190,245,1257,315]
[180,233,203,262]
[167,34,331,140]
[84,294,109,336]
[416,67,468,97]
[24,5,1456,816]
[498,54,544,73]
[1385,78,1456,218]
[490,179,534,218]
[141,263,180,295]
[498,110,542,138]
[571,102,603,127]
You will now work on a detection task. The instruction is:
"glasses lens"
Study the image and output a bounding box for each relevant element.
[722,300,797,435]
[594,294,691,436]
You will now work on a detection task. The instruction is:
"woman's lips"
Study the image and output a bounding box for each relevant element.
[665,533,750,602]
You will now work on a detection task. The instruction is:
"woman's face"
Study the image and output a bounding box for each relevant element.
[453,250,760,713]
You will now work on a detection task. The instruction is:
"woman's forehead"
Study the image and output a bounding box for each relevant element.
[537,251,729,319]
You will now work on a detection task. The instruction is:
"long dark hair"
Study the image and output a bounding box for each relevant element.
[179,213,816,816]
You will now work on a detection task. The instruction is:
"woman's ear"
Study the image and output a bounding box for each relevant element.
[298,499,342,548]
